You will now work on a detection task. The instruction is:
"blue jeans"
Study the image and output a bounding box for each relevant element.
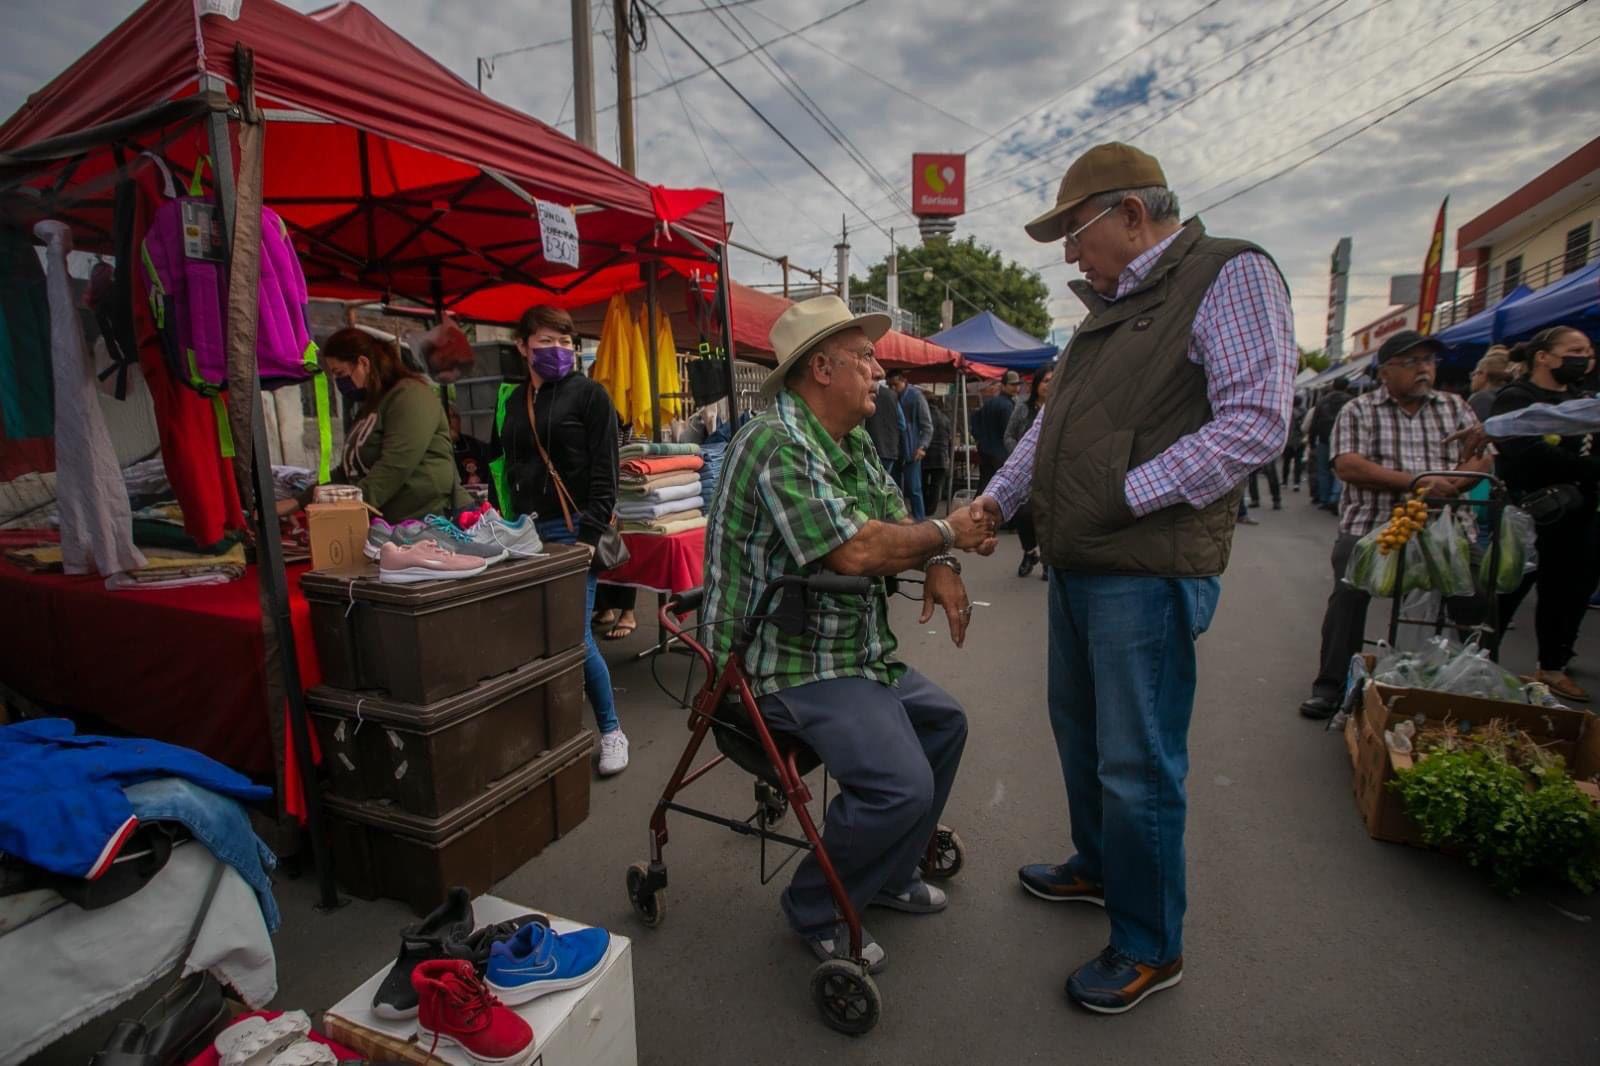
[536,520,621,735]
[1046,570,1220,966]
[1314,437,1341,508]
[900,457,925,520]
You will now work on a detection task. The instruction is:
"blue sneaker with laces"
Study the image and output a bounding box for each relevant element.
[485,921,610,1005]
[409,514,508,563]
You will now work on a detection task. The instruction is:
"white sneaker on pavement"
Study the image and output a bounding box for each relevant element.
[597,730,629,776]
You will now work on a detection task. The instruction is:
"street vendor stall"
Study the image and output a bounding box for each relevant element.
[0,0,735,915]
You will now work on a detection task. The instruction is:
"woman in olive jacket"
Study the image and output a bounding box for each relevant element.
[322,327,466,524]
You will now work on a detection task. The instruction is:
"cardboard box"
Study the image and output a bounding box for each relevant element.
[307,499,371,573]
[324,895,636,1066]
[1346,682,1600,846]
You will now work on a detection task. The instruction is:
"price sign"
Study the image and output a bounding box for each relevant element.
[535,200,580,268]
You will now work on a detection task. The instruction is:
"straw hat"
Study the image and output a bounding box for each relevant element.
[762,295,890,399]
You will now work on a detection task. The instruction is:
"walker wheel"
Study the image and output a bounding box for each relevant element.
[626,862,665,928]
[810,958,881,1036]
[755,780,789,828]
[919,825,965,881]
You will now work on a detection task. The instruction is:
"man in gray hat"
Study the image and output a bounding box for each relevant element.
[973,142,1297,1013]
[702,295,995,974]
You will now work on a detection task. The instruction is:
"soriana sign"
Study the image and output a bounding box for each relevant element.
[1349,305,1419,359]
[912,153,966,217]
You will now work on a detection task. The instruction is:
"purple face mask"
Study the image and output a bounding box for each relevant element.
[528,345,576,381]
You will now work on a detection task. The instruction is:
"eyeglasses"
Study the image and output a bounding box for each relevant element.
[835,344,878,365]
[1062,204,1115,256]
[1387,353,1438,371]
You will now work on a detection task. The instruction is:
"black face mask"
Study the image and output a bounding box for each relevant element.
[335,375,367,403]
[1551,356,1590,385]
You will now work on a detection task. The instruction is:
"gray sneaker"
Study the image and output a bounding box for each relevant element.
[466,508,544,558]
[397,515,508,563]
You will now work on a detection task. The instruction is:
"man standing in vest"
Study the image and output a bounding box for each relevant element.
[973,143,1296,1013]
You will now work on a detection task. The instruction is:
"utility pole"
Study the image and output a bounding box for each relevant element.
[571,0,598,151]
[886,226,898,318]
[834,216,850,302]
[613,0,635,172]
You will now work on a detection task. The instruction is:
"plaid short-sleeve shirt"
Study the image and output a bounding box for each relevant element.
[702,391,909,697]
[1331,386,1478,537]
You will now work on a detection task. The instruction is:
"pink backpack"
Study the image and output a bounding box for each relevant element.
[137,157,329,477]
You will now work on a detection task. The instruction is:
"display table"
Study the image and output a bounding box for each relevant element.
[325,895,636,1066]
[598,527,705,595]
[0,557,320,778]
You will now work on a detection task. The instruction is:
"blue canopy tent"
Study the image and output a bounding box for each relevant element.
[1434,285,1533,362]
[1498,260,1600,341]
[1299,353,1375,391]
[927,311,1058,371]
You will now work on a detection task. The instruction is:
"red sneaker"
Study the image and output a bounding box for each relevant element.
[413,959,534,1066]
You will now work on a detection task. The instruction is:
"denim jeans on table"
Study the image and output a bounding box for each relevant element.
[1046,569,1220,966]
[123,777,280,932]
[536,520,621,735]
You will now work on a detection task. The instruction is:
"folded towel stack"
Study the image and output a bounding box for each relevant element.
[616,494,705,521]
[620,441,702,459]
[619,511,707,535]
[620,454,705,483]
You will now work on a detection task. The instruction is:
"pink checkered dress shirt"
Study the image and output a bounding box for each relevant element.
[985,229,1297,521]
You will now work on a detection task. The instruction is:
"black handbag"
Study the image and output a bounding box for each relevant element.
[1519,483,1584,526]
[528,388,631,571]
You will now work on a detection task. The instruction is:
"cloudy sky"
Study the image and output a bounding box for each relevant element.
[5,0,1598,349]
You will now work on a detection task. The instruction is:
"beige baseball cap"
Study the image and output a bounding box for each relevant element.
[1024,142,1167,242]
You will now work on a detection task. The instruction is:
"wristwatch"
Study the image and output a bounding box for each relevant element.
[926,552,961,575]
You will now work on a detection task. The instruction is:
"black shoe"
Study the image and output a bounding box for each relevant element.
[1272,501,1282,511]
[447,913,550,972]
[1299,696,1339,720]
[372,886,474,1019]
[1018,551,1039,578]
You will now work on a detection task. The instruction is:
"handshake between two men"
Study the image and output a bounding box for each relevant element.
[819,498,999,648]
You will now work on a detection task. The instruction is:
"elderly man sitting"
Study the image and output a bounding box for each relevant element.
[702,295,993,971]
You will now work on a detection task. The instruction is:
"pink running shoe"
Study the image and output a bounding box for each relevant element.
[379,540,488,585]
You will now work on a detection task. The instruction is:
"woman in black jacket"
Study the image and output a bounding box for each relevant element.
[490,304,628,773]
[1492,325,1599,702]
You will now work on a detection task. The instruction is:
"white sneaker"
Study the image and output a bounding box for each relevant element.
[267,1039,338,1066]
[597,730,629,776]
[215,1012,312,1066]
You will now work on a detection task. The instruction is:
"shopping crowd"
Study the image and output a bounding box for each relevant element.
[298,138,1597,1020]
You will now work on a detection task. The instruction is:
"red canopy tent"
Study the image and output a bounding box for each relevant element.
[717,282,961,372]
[0,0,744,910]
[0,0,729,321]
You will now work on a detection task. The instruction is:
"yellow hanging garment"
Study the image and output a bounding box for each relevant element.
[628,304,653,436]
[654,309,681,423]
[592,293,631,419]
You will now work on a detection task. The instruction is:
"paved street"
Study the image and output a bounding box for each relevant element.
[253,496,1600,1066]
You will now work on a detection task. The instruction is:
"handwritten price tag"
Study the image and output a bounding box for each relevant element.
[535,199,580,268]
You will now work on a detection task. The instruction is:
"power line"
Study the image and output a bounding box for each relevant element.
[699,0,910,214]
[598,0,873,115]
[479,0,768,66]
[963,0,1228,155]
[1193,0,1592,214]
[637,32,778,256]
[955,0,1367,218]
[632,0,894,238]
[742,6,992,139]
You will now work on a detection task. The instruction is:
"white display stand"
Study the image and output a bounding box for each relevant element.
[325,895,635,1066]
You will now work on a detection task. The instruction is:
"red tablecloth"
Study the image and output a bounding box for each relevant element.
[0,558,320,779]
[599,527,705,594]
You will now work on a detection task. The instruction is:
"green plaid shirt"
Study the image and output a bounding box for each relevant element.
[703,391,908,697]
